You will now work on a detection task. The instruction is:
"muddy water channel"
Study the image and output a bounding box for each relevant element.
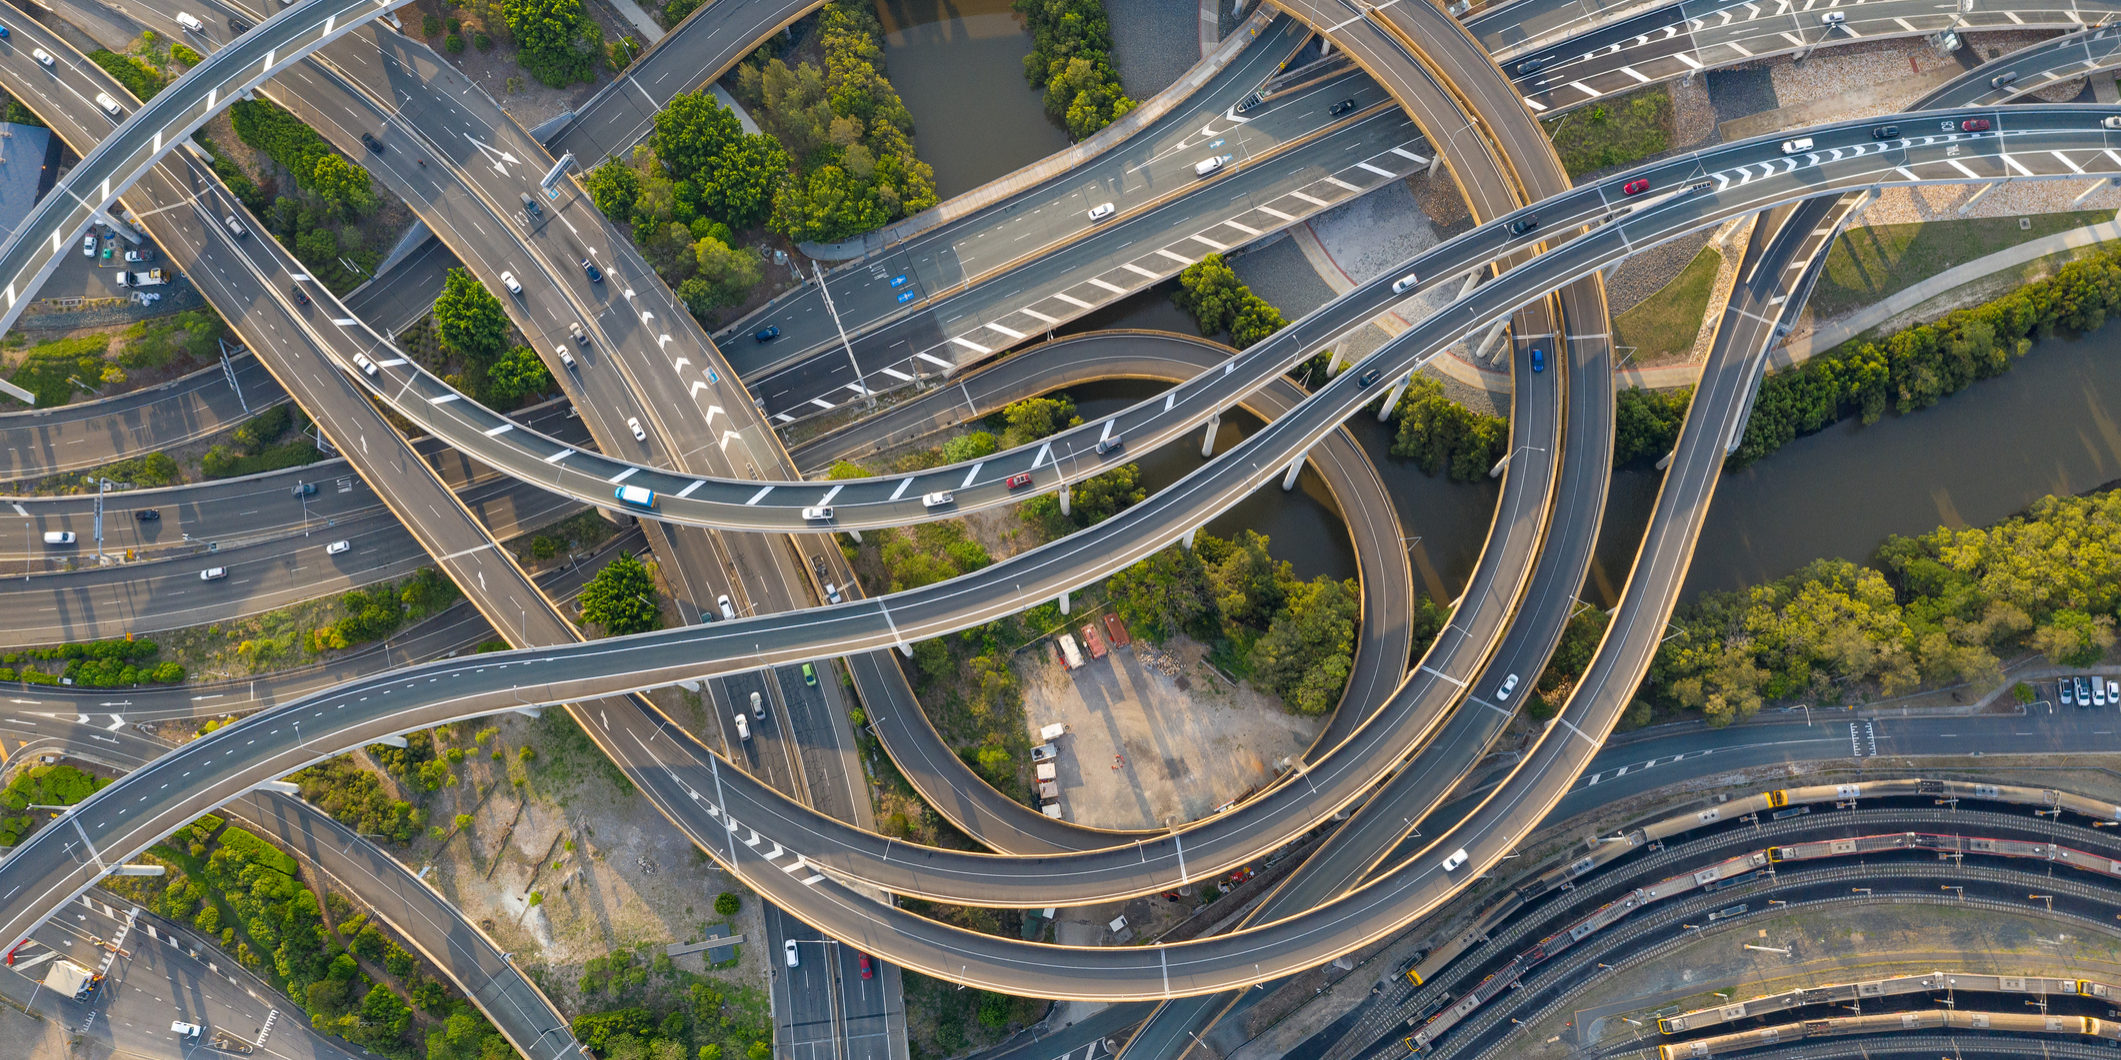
[874,0,1072,200]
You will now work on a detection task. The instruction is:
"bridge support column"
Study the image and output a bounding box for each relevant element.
[1957,180,2003,215]
[513,707,543,719]
[93,209,143,245]
[1324,346,1344,375]
[1281,450,1308,491]
[1475,318,1512,364]
[1058,591,1070,615]
[1377,375,1409,421]
[1059,483,1071,517]
[847,529,863,544]
[1201,415,1221,457]
[1457,270,1482,301]
[1183,527,1198,550]
[1490,449,1512,479]
[1655,449,1677,471]
[898,642,913,657]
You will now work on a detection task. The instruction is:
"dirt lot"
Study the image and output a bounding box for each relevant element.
[409,702,767,1012]
[1019,632,1319,829]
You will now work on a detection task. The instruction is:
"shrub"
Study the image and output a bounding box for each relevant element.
[714,892,740,917]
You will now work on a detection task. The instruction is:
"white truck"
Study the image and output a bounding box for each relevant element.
[1058,634,1085,670]
[115,269,167,287]
[43,958,97,999]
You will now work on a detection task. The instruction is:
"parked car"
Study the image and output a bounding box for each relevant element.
[124,248,155,262]
[81,233,95,257]
[2063,680,2077,706]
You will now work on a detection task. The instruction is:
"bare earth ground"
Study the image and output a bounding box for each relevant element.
[410,705,768,1013]
[1514,901,2121,1059]
[406,0,638,132]
[1018,636,1318,830]
[9,1000,77,1060]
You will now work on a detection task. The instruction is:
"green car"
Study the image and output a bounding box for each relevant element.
[801,662,817,687]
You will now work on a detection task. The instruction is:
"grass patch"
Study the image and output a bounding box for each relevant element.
[7,333,114,406]
[1613,246,1721,364]
[1811,211,2112,318]
[1544,85,1671,176]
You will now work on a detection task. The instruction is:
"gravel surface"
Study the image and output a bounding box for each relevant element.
[1605,228,1714,315]
[1304,178,1444,285]
[1230,232,1341,320]
[1705,65,1778,125]
[1106,0,1207,97]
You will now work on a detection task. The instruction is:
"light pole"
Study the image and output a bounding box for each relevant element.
[811,261,874,410]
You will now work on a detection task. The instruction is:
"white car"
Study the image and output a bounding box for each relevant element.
[784,940,800,968]
[1441,847,1469,871]
[717,593,736,621]
[199,566,227,581]
[921,491,954,509]
[32,48,52,67]
[81,233,95,257]
[171,1021,202,1038]
[733,713,750,741]
[353,352,378,376]
[325,540,350,556]
[1193,156,1224,177]
[627,417,645,441]
[499,271,522,295]
[1495,673,1520,702]
[1820,10,1846,24]
[750,691,766,719]
[2105,116,2121,130]
[1086,202,1115,222]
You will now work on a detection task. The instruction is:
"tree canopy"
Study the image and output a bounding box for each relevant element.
[579,552,662,636]
[432,269,513,365]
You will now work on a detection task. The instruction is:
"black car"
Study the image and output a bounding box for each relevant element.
[754,325,780,343]
[228,15,251,32]
[1357,368,1382,387]
[582,259,604,283]
[1328,98,1356,116]
[1870,125,1900,140]
[1509,215,1539,235]
[134,508,159,522]
[1515,57,1546,75]
[290,284,310,306]
[360,132,385,154]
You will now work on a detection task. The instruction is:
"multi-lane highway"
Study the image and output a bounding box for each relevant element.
[8,92,2114,997]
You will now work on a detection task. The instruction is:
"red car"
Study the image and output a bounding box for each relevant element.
[1621,178,1650,196]
[859,954,874,979]
[1005,471,1034,490]
[1961,118,1991,132]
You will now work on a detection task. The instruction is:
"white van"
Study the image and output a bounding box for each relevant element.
[1194,156,1224,177]
[1391,272,1419,294]
[175,12,205,31]
[1779,137,1814,155]
[94,93,121,118]
[41,531,75,545]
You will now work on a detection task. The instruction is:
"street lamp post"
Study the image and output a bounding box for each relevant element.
[812,261,874,410]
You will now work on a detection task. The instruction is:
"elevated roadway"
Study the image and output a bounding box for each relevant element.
[10,97,2105,993]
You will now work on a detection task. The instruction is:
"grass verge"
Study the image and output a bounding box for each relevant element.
[1811,210,2112,318]
[1613,246,1721,364]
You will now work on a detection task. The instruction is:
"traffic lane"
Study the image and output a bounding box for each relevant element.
[0,397,585,559]
[0,101,2078,911]
[770,903,841,1060]
[731,105,1426,385]
[713,13,1316,365]
[0,0,399,339]
[0,470,585,643]
[0,356,285,484]
[805,71,1392,344]
[0,106,2089,985]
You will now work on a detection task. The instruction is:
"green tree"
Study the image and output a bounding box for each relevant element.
[1251,577,1360,714]
[941,431,999,464]
[2033,608,2115,667]
[578,553,661,636]
[585,157,641,224]
[1209,530,1289,628]
[714,891,740,917]
[649,92,790,230]
[1229,295,1287,350]
[433,269,512,365]
[1614,386,1692,465]
[500,0,603,86]
[999,396,1080,447]
[679,237,763,316]
[1107,545,1213,642]
[485,346,554,404]
[308,153,376,219]
[1173,254,1247,336]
